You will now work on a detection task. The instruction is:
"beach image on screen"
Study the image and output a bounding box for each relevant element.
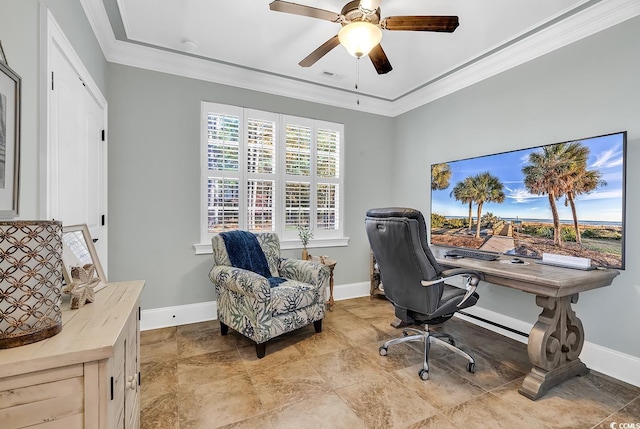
[430,132,626,269]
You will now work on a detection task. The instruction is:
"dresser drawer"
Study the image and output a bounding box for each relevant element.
[0,364,84,428]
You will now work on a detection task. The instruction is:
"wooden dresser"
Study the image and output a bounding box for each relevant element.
[0,280,145,429]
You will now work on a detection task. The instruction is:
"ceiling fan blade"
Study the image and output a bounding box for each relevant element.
[269,1,340,22]
[368,44,392,75]
[381,16,459,32]
[299,35,341,67]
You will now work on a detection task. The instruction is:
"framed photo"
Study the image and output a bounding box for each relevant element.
[62,224,108,293]
[0,60,20,218]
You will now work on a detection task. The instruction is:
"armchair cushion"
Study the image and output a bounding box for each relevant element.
[270,280,321,316]
[279,258,329,286]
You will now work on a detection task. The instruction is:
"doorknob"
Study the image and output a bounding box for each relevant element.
[92,238,99,243]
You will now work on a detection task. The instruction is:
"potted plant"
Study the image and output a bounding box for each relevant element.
[296,225,313,260]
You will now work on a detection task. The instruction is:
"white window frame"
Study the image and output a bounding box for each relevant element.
[194,102,348,254]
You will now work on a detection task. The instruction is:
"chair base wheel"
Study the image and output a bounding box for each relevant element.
[467,362,475,373]
[419,369,429,380]
[379,346,388,356]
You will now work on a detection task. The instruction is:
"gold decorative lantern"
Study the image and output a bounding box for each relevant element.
[0,221,63,348]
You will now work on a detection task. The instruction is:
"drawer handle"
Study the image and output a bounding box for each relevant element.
[127,374,137,390]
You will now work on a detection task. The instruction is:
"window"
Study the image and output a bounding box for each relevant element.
[198,102,345,251]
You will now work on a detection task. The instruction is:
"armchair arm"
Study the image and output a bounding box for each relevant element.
[209,265,270,298]
[421,268,483,308]
[279,258,331,287]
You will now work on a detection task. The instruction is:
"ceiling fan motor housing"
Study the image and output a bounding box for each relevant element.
[341,0,380,26]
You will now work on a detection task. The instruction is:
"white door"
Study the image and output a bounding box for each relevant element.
[47,38,108,273]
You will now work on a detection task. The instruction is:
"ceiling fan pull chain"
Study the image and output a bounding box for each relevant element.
[356,57,359,90]
[356,57,360,105]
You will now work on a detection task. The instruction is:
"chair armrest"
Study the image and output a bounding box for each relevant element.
[438,268,483,286]
[279,258,331,287]
[421,268,483,308]
[209,265,270,297]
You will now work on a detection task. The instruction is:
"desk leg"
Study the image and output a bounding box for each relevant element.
[519,294,589,400]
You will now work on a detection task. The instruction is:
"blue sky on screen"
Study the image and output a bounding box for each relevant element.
[431,133,625,223]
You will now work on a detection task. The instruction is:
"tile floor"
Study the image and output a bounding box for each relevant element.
[140,296,640,429]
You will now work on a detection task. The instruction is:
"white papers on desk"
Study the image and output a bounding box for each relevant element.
[541,253,592,269]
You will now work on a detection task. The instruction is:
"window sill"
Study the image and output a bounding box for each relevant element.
[193,236,350,255]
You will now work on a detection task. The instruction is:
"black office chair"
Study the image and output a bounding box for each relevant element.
[365,207,482,380]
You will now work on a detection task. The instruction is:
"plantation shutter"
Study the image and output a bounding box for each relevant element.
[285,182,311,227]
[285,124,311,176]
[206,111,241,232]
[284,122,312,232]
[246,114,277,232]
[316,126,340,231]
[201,102,344,245]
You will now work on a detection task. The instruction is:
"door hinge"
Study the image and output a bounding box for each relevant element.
[138,306,141,321]
[101,214,105,226]
[51,71,54,90]
[110,376,114,400]
[101,129,105,141]
[138,371,141,386]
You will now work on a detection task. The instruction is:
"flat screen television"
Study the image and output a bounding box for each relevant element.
[430,131,626,269]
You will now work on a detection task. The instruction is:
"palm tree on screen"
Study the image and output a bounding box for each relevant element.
[468,172,505,238]
[522,144,573,246]
[431,163,452,190]
[561,143,606,244]
[451,177,475,231]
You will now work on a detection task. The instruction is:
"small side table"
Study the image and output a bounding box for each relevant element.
[370,251,384,298]
[308,254,337,311]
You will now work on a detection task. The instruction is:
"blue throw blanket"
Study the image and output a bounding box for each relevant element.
[220,231,286,288]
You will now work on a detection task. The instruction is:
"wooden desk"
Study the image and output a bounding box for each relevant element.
[431,246,620,400]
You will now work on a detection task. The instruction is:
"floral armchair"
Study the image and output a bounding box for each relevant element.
[209,232,330,358]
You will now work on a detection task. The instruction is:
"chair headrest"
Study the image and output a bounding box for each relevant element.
[366,207,425,224]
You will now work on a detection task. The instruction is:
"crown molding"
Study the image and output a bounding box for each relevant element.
[389,0,640,116]
[108,38,392,116]
[81,0,640,118]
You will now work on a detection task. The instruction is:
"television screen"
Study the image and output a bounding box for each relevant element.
[430,131,626,269]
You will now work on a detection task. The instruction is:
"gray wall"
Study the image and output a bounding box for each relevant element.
[3,0,637,360]
[106,64,395,309]
[0,0,107,218]
[393,16,640,357]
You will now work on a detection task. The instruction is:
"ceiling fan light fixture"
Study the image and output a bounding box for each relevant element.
[338,21,382,58]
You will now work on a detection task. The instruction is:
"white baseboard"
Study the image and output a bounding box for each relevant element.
[140,286,639,388]
[456,306,640,388]
[140,301,217,331]
[139,282,369,331]
[454,306,532,344]
[332,281,371,301]
[578,340,640,388]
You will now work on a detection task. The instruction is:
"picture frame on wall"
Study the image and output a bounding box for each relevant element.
[0,60,21,218]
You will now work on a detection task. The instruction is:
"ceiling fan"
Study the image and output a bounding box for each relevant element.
[269,0,459,75]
